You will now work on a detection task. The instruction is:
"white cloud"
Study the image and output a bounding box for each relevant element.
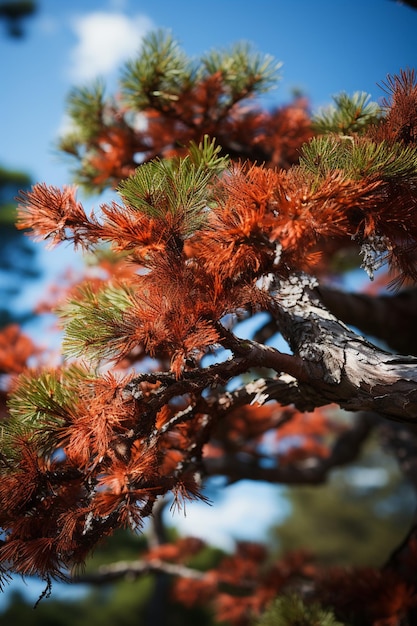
[69,11,154,82]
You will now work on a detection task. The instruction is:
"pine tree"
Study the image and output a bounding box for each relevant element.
[2,31,417,625]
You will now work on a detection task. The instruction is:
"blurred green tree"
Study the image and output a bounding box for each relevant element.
[272,439,415,568]
[0,165,39,327]
[0,1,37,38]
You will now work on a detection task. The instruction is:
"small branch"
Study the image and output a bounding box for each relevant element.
[124,347,306,431]
[204,412,378,485]
[74,558,206,585]
[216,321,308,381]
[379,422,417,492]
[74,558,255,596]
[123,275,417,438]
[144,498,171,626]
[148,498,169,548]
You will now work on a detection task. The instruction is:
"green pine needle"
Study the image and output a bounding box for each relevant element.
[57,80,108,191]
[8,371,76,427]
[121,30,195,109]
[5,369,77,459]
[201,41,281,101]
[188,135,229,177]
[3,365,94,460]
[299,135,417,183]
[60,283,134,361]
[64,80,106,142]
[118,136,228,235]
[121,30,281,111]
[313,91,382,135]
[254,594,344,626]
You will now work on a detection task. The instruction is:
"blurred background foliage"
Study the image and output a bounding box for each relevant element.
[0,1,36,38]
[0,166,39,327]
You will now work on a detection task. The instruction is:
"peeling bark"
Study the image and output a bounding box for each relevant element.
[267,274,417,422]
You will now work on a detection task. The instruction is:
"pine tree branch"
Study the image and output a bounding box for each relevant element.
[147,497,170,548]
[204,412,378,484]
[74,557,254,596]
[143,498,171,626]
[122,274,417,428]
[319,285,417,356]
[124,347,307,422]
[74,557,208,584]
[269,274,417,422]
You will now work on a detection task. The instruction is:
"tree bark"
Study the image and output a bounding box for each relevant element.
[319,285,417,356]
[265,274,417,422]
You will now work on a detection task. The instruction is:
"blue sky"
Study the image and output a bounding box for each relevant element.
[1,0,417,605]
[1,0,417,189]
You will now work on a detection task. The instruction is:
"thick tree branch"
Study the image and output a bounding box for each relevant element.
[269,274,417,422]
[319,285,417,356]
